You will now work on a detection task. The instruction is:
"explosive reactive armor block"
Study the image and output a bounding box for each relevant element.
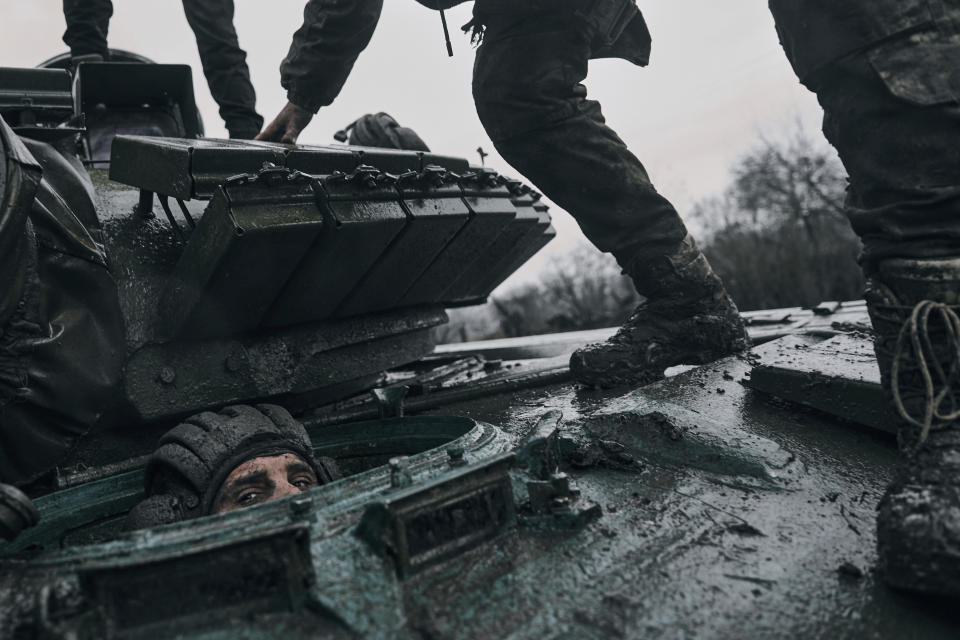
[397,168,518,307]
[109,136,471,201]
[263,166,410,327]
[334,166,471,317]
[101,136,553,421]
[109,136,554,335]
[160,172,326,339]
[479,187,556,299]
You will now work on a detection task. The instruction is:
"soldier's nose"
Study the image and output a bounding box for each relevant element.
[275,481,300,499]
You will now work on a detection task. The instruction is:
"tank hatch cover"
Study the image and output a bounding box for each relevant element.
[744,332,896,434]
[76,63,201,166]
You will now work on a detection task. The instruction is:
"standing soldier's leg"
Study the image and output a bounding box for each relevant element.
[473,14,749,388]
[61,0,113,60]
[770,1,960,597]
[182,0,263,139]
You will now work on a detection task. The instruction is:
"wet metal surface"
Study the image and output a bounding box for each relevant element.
[746,333,896,434]
[122,308,447,423]
[161,178,324,338]
[262,169,409,326]
[108,136,472,201]
[85,139,556,431]
[408,340,956,638]
[399,171,517,307]
[2,336,958,637]
[335,172,471,317]
[474,193,556,297]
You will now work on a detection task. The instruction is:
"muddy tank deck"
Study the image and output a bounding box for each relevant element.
[5,302,956,638]
[398,326,955,637]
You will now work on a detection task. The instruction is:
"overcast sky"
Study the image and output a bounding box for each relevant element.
[0,1,826,290]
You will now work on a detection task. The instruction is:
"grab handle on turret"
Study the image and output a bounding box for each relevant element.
[0,483,40,542]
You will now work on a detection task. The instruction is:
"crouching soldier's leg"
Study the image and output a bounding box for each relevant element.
[0,116,124,488]
[472,13,749,388]
[771,0,960,597]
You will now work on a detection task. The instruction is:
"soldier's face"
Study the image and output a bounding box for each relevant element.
[212,453,318,514]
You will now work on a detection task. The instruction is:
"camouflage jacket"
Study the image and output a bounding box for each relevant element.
[0,116,124,485]
[769,0,949,81]
[280,0,651,113]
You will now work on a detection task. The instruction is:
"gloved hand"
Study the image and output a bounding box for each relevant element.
[255,101,315,145]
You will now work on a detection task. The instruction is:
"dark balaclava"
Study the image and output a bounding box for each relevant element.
[334,112,431,152]
[125,404,338,530]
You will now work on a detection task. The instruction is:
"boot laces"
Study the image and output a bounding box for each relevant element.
[891,300,960,443]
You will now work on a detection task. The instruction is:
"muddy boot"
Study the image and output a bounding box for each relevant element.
[867,257,960,597]
[569,236,750,388]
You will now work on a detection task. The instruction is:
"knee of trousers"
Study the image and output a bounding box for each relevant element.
[472,42,585,145]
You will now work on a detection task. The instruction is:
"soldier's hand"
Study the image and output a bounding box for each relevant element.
[255,102,314,145]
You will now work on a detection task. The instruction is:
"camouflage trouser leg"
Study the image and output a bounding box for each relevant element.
[472,14,691,297]
[771,1,960,270]
[61,0,113,58]
[181,0,263,139]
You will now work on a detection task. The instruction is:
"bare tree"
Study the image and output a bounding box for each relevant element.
[489,245,641,337]
[693,129,862,311]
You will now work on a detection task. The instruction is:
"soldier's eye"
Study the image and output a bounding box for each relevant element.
[237,490,261,505]
[292,478,315,490]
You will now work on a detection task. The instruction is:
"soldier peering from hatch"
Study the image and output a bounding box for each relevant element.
[126,404,340,529]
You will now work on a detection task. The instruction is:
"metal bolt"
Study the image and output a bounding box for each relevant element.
[447,446,466,468]
[290,496,313,515]
[389,456,412,489]
[158,367,176,385]
[371,386,408,418]
[224,350,244,373]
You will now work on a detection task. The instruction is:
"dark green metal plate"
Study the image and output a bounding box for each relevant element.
[335,169,471,317]
[263,171,408,327]
[398,170,516,306]
[160,179,324,339]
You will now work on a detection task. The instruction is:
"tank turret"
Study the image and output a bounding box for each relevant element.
[0,58,554,477]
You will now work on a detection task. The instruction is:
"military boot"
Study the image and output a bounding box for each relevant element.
[867,257,960,597]
[569,236,750,388]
